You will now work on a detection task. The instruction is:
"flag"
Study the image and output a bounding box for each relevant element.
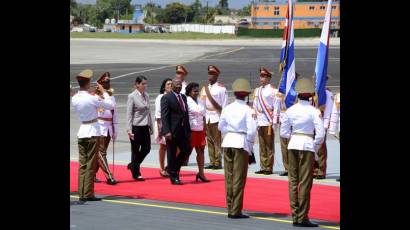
[314,0,333,109]
[278,0,296,108]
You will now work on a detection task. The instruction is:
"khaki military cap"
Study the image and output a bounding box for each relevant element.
[295,77,315,94]
[259,66,272,77]
[176,65,188,75]
[77,69,93,79]
[97,72,110,84]
[208,65,220,75]
[232,78,251,93]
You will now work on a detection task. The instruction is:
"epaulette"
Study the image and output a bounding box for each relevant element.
[217,82,225,87]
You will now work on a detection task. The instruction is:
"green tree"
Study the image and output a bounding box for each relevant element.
[163,3,187,23]
[238,4,251,16]
[143,3,162,24]
[191,0,202,23]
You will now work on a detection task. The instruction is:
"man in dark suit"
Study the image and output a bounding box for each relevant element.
[161,78,192,185]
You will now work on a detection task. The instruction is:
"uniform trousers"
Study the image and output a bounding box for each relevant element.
[206,122,222,167]
[315,134,327,177]
[287,149,315,223]
[257,126,274,171]
[223,148,249,216]
[97,133,114,180]
[280,136,290,172]
[78,136,101,199]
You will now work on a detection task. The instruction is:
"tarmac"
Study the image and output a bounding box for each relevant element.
[70,38,340,229]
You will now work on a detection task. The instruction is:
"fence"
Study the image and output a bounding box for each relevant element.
[169,24,236,34]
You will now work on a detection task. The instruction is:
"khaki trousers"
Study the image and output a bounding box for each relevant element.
[280,137,290,172]
[97,134,114,180]
[223,148,249,216]
[78,136,101,199]
[288,149,314,223]
[315,134,327,176]
[206,122,222,166]
[258,126,274,171]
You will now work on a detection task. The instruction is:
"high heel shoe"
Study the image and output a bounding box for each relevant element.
[196,173,210,183]
[159,170,169,178]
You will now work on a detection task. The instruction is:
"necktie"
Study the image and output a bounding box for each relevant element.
[177,94,185,112]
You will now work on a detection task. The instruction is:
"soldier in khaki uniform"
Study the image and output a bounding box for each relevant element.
[200,65,228,170]
[280,78,325,227]
[94,72,118,185]
[218,78,257,219]
[71,69,114,202]
[252,67,278,175]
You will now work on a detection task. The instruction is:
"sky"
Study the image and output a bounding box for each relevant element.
[76,0,253,10]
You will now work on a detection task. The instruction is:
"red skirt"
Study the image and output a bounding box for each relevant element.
[191,130,206,148]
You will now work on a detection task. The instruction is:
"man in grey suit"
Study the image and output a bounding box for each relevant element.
[161,78,191,185]
[126,76,153,181]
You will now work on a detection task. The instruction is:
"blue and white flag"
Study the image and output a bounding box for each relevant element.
[314,0,333,109]
[278,0,296,108]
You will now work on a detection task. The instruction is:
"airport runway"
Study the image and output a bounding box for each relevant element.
[70,39,340,229]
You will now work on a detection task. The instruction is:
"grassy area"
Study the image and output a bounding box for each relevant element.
[70,32,242,40]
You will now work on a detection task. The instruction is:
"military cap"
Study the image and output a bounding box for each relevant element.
[176,65,188,75]
[232,78,251,93]
[295,77,315,94]
[97,72,110,84]
[208,65,220,75]
[259,66,272,77]
[76,69,93,79]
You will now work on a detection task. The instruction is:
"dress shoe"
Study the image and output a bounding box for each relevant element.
[213,165,223,170]
[80,197,102,201]
[254,170,265,174]
[107,178,117,185]
[170,177,183,185]
[280,171,288,176]
[94,177,101,183]
[315,175,326,180]
[264,170,273,175]
[205,165,214,169]
[133,175,145,181]
[296,220,319,227]
[196,173,210,183]
[227,213,249,219]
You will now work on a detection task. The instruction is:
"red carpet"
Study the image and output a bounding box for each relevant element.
[70,161,339,222]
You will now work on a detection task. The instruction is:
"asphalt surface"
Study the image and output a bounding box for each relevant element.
[70,39,340,229]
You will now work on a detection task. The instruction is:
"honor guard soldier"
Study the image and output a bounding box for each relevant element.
[328,92,340,182]
[176,64,188,95]
[280,77,325,227]
[252,67,278,175]
[94,72,118,185]
[218,78,257,219]
[274,73,300,177]
[200,65,228,170]
[71,69,115,202]
[314,75,334,180]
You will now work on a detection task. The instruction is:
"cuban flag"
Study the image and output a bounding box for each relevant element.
[314,0,333,109]
[278,0,296,108]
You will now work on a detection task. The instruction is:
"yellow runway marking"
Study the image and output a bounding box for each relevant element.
[70,195,339,229]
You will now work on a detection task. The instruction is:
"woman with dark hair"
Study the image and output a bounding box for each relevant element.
[126,76,153,181]
[154,78,173,177]
[185,82,210,182]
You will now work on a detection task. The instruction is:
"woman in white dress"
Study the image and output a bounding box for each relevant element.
[154,78,173,177]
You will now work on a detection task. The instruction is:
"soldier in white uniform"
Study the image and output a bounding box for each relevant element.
[200,65,228,170]
[328,92,340,182]
[175,64,188,95]
[280,77,325,227]
[71,69,114,202]
[274,73,300,177]
[252,67,278,175]
[218,78,257,219]
[94,72,118,185]
[314,76,334,180]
